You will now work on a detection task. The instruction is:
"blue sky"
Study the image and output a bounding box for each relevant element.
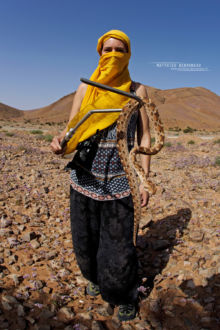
[0,0,219,110]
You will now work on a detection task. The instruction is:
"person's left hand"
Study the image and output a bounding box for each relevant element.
[139,184,149,207]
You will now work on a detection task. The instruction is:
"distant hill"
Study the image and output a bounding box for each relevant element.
[146,86,220,131]
[0,86,220,131]
[0,103,24,120]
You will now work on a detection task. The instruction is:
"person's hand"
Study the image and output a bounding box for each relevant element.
[139,184,149,207]
[50,135,66,154]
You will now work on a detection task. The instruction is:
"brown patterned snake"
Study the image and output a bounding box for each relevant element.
[116,97,165,246]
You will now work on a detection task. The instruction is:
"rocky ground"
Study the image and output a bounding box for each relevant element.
[0,122,219,330]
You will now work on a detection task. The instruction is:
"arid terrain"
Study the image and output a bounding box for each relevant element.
[1,84,220,131]
[0,84,220,329]
[0,117,219,329]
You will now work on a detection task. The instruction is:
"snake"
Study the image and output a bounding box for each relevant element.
[116,97,165,246]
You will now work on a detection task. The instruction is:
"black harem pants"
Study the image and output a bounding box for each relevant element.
[70,185,139,305]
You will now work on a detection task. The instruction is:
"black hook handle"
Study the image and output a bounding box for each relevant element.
[80,78,143,105]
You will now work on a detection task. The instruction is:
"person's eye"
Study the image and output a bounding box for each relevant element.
[117,48,125,53]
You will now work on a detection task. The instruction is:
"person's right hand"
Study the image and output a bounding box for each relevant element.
[50,135,65,154]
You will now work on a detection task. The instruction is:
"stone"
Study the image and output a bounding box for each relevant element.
[91,320,105,330]
[189,230,204,242]
[30,239,40,249]
[45,251,58,260]
[9,274,20,286]
[96,303,114,316]
[78,311,93,321]
[8,254,18,265]
[2,295,18,304]
[57,307,75,322]
[21,231,37,242]
[38,309,54,320]
[17,304,25,316]
[152,240,170,251]
[0,218,12,228]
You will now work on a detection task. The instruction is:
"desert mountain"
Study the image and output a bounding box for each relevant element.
[0,86,219,131]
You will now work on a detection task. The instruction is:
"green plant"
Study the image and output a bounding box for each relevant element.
[188,140,195,144]
[43,134,53,142]
[183,126,195,133]
[164,142,172,147]
[215,156,220,166]
[213,139,220,144]
[5,132,14,137]
[168,126,181,132]
[30,129,43,135]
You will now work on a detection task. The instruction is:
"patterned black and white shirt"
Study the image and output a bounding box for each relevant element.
[70,111,138,201]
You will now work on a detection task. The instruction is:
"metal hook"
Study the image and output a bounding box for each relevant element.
[60,78,142,149]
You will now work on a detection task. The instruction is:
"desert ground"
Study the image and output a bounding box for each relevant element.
[0,120,219,329]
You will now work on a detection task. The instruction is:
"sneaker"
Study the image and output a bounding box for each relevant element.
[86,281,100,296]
[117,303,136,321]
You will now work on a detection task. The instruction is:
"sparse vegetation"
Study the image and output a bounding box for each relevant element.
[5,132,14,137]
[183,126,196,133]
[35,134,53,142]
[164,142,172,147]
[213,139,220,144]
[30,129,43,135]
[168,127,181,132]
[42,134,53,142]
[188,140,195,145]
[215,156,220,166]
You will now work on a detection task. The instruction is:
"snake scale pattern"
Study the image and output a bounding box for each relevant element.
[116,97,165,246]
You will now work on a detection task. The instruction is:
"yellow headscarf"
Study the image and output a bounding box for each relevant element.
[65,30,132,154]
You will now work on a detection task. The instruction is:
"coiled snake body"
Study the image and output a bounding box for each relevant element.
[116,97,165,246]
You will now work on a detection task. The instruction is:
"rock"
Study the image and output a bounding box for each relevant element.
[57,307,75,322]
[173,297,187,307]
[2,295,18,304]
[45,251,58,260]
[8,254,18,265]
[29,280,44,290]
[25,316,35,324]
[0,217,12,228]
[16,317,26,329]
[57,268,71,277]
[17,304,25,316]
[78,311,93,321]
[9,273,20,286]
[21,231,37,242]
[30,239,40,249]
[38,309,54,320]
[189,230,204,242]
[1,301,12,311]
[186,279,196,289]
[152,240,170,251]
[134,322,151,330]
[91,320,105,330]
[37,325,51,330]
[7,237,20,247]
[96,303,114,316]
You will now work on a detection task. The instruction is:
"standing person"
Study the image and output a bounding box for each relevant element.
[50,30,151,321]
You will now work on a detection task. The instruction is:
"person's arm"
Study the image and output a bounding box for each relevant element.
[136,84,151,207]
[50,83,87,154]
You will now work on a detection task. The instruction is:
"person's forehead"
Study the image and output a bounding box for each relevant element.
[102,37,126,48]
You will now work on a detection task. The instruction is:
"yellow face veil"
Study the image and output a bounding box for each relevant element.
[65,30,132,154]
